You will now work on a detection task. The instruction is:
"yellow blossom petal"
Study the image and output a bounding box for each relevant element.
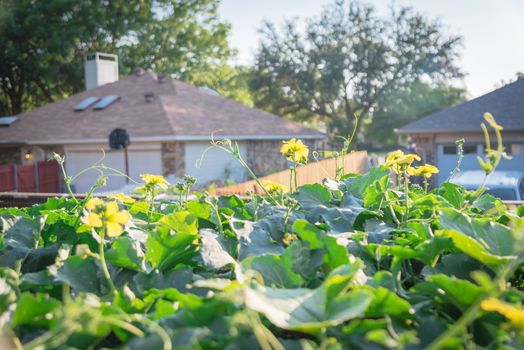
[481,298,524,329]
[107,193,136,203]
[384,150,405,167]
[280,138,309,164]
[112,210,132,225]
[105,202,119,217]
[84,213,102,228]
[105,221,124,237]
[140,174,169,189]
[263,180,288,193]
[85,197,104,211]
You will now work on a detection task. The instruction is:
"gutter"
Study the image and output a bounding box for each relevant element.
[15,133,326,145]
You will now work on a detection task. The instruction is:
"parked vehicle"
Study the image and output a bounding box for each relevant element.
[451,170,524,200]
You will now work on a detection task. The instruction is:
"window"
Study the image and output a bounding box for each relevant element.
[462,145,477,154]
[74,97,99,111]
[0,116,18,126]
[443,145,457,155]
[442,144,477,155]
[93,95,120,110]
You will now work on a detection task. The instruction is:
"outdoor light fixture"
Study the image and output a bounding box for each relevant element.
[24,150,33,161]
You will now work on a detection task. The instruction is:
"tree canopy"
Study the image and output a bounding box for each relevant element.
[0,0,237,115]
[366,82,466,149]
[249,0,464,144]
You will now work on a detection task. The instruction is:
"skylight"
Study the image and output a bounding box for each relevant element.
[93,95,120,110]
[0,116,18,127]
[74,96,100,111]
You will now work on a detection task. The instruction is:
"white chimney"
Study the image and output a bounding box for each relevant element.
[84,52,119,90]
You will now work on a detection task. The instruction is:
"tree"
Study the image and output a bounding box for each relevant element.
[0,0,234,116]
[249,0,463,145]
[365,82,466,149]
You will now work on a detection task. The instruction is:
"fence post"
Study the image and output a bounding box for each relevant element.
[34,162,39,193]
[13,164,18,192]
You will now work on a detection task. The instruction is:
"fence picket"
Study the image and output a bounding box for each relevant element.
[210,151,368,196]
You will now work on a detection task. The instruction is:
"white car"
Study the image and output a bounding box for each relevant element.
[451,170,524,201]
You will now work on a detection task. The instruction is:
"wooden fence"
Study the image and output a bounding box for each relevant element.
[210,151,368,196]
[0,160,60,193]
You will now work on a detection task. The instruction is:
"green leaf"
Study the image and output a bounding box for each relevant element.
[0,268,19,312]
[343,166,390,199]
[54,256,109,295]
[129,268,204,298]
[436,229,513,268]
[439,208,517,257]
[1,216,44,249]
[294,184,331,209]
[364,286,414,319]
[244,266,373,333]
[293,220,349,269]
[473,194,506,215]
[106,236,146,272]
[242,252,304,288]
[11,292,60,328]
[306,206,363,233]
[411,274,483,310]
[229,218,284,260]
[145,212,199,271]
[199,229,236,269]
[439,182,465,209]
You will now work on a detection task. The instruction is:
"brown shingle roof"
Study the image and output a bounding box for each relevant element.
[397,78,524,134]
[0,73,324,144]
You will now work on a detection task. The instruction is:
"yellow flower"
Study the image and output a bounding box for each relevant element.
[484,112,503,131]
[83,200,132,237]
[384,150,421,174]
[384,150,405,168]
[263,180,288,194]
[107,193,136,203]
[280,138,309,164]
[140,174,169,189]
[481,298,524,329]
[407,164,439,178]
[85,197,104,211]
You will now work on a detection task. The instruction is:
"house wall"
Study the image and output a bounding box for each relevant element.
[0,145,64,165]
[0,147,22,164]
[161,141,185,177]
[410,131,524,185]
[64,142,162,192]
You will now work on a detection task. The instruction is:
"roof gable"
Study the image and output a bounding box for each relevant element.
[398,78,524,134]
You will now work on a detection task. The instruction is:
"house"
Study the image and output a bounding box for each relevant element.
[396,78,524,184]
[0,53,324,193]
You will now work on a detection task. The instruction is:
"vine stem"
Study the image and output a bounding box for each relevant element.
[293,162,298,191]
[98,227,116,296]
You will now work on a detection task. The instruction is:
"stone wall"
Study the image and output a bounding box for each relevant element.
[246,139,320,177]
[161,141,184,177]
[412,134,437,187]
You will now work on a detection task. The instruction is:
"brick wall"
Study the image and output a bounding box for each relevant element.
[246,139,320,177]
[413,134,436,165]
[161,141,185,177]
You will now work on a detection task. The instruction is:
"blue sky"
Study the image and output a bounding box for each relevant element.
[219,0,524,98]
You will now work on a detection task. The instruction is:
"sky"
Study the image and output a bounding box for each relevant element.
[218,0,524,98]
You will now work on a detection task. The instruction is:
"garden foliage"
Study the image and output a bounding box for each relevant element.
[1,162,524,349]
